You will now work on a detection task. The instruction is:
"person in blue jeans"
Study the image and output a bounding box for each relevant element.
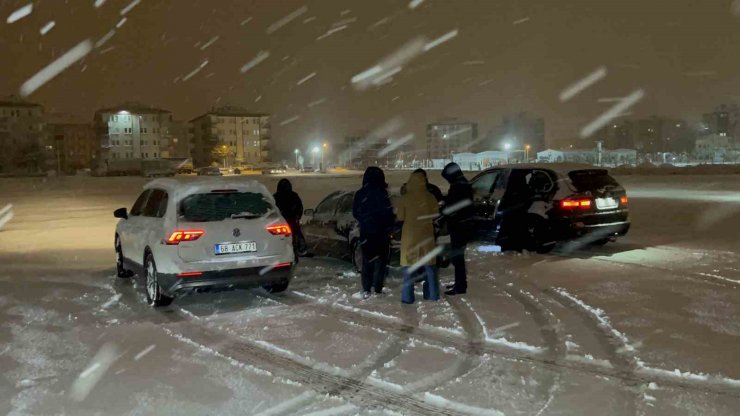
[397,171,441,304]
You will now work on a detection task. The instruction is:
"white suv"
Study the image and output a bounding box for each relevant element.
[114,178,295,306]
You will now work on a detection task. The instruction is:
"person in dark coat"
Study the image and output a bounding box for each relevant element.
[353,167,395,299]
[273,178,308,258]
[440,162,474,295]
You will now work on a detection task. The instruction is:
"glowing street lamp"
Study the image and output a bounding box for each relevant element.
[321,143,328,170]
[525,144,531,161]
[294,148,299,168]
[221,144,228,167]
[503,142,511,163]
[312,146,320,168]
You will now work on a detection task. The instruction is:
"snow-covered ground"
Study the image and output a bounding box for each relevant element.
[0,173,739,415]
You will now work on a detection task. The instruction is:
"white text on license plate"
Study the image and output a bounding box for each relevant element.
[215,242,257,255]
[595,197,618,210]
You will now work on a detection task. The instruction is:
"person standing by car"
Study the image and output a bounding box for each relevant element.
[273,179,308,259]
[400,168,443,202]
[441,162,474,296]
[352,167,395,299]
[398,171,440,304]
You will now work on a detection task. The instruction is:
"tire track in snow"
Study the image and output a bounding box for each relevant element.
[490,283,567,415]
[479,262,640,411]
[251,289,417,415]
[258,290,494,413]
[275,288,661,391]
[543,286,640,414]
[162,320,465,416]
[550,247,739,289]
[545,287,740,399]
[110,269,740,400]
[399,297,484,394]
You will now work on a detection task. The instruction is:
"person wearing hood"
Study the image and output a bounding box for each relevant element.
[441,162,474,295]
[273,178,308,258]
[397,171,441,303]
[400,168,443,202]
[353,167,395,299]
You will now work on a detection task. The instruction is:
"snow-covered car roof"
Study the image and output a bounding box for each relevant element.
[143,178,273,201]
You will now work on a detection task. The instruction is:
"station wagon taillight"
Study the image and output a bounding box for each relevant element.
[166,229,205,244]
[177,271,203,277]
[560,198,592,209]
[266,224,292,236]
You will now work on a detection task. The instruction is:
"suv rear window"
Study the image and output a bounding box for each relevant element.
[180,192,271,222]
[568,170,620,192]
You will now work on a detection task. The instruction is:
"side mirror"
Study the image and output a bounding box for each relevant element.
[114,207,128,219]
[304,209,314,216]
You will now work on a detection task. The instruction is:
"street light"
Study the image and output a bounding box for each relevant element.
[525,144,531,161]
[221,144,228,168]
[504,143,511,163]
[321,142,328,171]
[294,148,299,169]
[312,146,320,169]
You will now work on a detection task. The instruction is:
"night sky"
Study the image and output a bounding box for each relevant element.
[2,0,740,157]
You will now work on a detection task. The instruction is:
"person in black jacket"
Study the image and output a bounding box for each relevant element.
[353,167,395,299]
[440,162,474,295]
[273,178,308,259]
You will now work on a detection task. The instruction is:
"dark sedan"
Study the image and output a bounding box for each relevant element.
[469,164,630,252]
[302,191,450,271]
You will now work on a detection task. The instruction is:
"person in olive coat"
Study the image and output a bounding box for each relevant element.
[397,171,441,303]
[400,168,443,202]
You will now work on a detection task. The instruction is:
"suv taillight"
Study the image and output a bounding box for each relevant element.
[166,230,205,244]
[620,196,628,205]
[560,198,592,209]
[266,224,292,236]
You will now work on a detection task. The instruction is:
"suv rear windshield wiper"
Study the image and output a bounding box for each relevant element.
[231,213,262,219]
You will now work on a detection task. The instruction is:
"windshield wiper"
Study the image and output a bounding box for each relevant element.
[231,213,262,219]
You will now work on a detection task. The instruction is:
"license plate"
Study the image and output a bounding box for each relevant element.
[215,242,257,255]
[595,197,618,210]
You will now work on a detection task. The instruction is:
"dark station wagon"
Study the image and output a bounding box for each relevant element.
[469,164,630,252]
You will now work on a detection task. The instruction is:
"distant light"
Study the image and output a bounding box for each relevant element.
[312,146,319,154]
[118,110,130,115]
[294,149,299,154]
[504,143,511,150]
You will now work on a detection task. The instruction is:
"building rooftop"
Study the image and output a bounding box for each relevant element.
[0,95,43,108]
[190,106,269,122]
[95,102,171,115]
[428,119,477,126]
[47,112,89,124]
